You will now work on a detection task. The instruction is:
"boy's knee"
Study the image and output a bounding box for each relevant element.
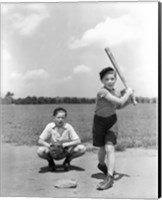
[99,146,106,152]
[79,144,86,154]
[105,144,115,154]
[37,146,49,157]
[74,144,86,154]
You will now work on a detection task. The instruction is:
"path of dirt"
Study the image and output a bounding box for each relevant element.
[1,143,158,198]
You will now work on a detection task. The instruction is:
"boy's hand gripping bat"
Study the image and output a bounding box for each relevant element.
[105,47,137,105]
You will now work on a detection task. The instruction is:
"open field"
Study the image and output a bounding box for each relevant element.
[1,103,158,150]
[1,104,158,198]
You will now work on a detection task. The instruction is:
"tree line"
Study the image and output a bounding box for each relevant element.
[1,91,157,105]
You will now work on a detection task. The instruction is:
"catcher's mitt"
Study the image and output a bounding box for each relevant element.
[49,142,68,160]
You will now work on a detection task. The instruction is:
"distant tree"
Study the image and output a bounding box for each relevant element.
[31,96,38,104]
[63,97,72,104]
[14,98,23,104]
[2,92,14,104]
[151,97,157,103]
[1,93,156,105]
[37,96,45,104]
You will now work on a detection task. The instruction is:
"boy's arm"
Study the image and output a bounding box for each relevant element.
[103,88,133,106]
[38,138,51,148]
[62,138,81,148]
[38,124,51,148]
[116,98,131,109]
[62,124,81,148]
[116,89,132,109]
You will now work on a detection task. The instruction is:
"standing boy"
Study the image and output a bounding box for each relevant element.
[37,107,86,172]
[92,67,133,190]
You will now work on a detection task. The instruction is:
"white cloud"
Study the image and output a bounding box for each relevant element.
[118,65,126,73]
[73,65,91,74]
[70,14,142,49]
[1,46,16,96]
[10,72,22,79]
[1,4,15,15]
[2,48,12,61]
[69,3,158,50]
[135,4,158,97]
[10,69,49,81]
[6,69,49,97]
[56,75,72,83]
[5,4,49,36]
[27,4,47,12]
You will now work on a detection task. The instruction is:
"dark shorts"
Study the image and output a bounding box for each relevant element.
[92,114,118,147]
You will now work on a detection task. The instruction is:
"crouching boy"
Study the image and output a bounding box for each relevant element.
[37,107,86,172]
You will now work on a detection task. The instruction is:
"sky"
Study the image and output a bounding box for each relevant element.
[1,2,158,98]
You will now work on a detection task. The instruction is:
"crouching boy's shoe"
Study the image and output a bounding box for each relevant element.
[48,160,56,172]
[63,158,71,171]
[97,174,114,190]
[47,153,56,172]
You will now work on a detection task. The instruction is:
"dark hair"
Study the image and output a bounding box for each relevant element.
[99,67,116,80]
[53,107,67,117]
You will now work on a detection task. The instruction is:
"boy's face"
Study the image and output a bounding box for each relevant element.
[53,111,66,127]
[101,73,116,90]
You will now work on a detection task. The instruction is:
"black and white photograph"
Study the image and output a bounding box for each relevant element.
[0,1,160,199]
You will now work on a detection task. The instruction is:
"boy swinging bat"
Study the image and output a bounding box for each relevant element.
[92,48,136,190]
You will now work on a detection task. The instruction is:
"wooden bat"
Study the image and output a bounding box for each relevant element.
[104,47,137,105]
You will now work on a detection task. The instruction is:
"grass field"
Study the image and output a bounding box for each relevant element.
[1,104,158,150]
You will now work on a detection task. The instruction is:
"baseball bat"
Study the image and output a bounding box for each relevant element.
[104,47,137,105]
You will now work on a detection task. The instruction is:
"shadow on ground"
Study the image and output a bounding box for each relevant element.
[91,171,130,181]
[39,164,85,173]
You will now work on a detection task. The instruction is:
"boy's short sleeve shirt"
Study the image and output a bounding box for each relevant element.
[95,87,116,117]
[39,122,79,143]
[98,88,109,98]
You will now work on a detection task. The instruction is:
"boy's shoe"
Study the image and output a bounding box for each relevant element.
[48,162,56,172]
[48,160,56,172]
[97,175,114,190]
[63,159,71,171]
[97,163,108,175]
[47,152,56,172]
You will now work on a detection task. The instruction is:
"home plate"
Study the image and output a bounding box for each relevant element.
[54,179,77,189]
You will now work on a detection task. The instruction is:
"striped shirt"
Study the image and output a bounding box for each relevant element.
[95,87,116,117]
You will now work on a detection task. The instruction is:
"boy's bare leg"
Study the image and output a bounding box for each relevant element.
[105,143,115,176]
[98,146,106,165]
[37,146,51,160]
[97,143,115,190]
[37,147,56,171]
[67,145,86,161]
[63,144,86,171]
[97,146,108,175]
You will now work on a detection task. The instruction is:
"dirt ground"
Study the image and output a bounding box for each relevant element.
[1,143,158,198]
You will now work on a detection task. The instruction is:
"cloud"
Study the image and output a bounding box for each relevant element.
[56,75,72,83]
[69,3,157,50]
[69,14,142,49]
[10,69,49,81]
[2,48,12,61]
[1,4,15,14]
[4,4,49,36]
[1,46,20,97]
[73,65,91,74]
[54,65,91,86]
[51,65,91,85]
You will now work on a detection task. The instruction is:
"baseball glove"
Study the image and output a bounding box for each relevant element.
[49,142,68,160]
